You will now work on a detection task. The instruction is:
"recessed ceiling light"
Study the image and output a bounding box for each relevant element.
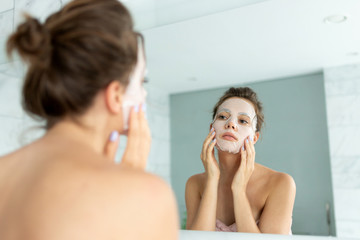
[346,52,359,57]
[324,15,348,24]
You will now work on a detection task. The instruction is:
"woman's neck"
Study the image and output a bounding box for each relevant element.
[218,150,242,185]
[45,112,111,156]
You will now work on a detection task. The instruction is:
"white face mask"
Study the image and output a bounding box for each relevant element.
[122,39,147,132]
[212,98,257,154]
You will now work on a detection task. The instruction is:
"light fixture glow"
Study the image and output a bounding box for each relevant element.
[324,15,348,24]
[347,52,359,57]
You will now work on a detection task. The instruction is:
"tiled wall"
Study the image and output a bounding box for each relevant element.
[0,0,171,184]
[324,63,360,238]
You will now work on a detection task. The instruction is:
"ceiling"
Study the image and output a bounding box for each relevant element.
[123,0,360,94]
[123,0,269,30]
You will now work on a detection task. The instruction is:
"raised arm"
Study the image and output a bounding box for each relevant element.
[232,137,296,234]
[257,173,296,234]
[185,128,219,230]
[185,174,218,230]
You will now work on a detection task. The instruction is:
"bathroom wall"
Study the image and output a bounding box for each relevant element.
[324,63,360,238]
[0,0,171,184]
[170,73,336,235]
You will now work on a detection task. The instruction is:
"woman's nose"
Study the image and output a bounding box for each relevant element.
[226,120,237,131]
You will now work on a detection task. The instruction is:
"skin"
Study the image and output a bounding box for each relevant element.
[185,97,296,234]
[0,81,178,240]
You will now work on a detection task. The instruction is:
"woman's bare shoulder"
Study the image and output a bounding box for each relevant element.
[44,165,177,239]
[270,171,296,194]
[254,163,295,193]
[1,147,178,239]
[103,166,174,198]
[63,160,175,206]
[186,172,206,189]
[256,164,296,193]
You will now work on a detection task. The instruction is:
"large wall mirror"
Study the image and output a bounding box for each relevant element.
[135,0,360,238]
[0,0,359,239]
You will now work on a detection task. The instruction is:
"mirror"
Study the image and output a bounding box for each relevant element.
[0,0,359,238]
[132,0,359,237]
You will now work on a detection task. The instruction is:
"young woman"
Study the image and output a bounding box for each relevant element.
[185,87,295,234]
[0,0,178,239]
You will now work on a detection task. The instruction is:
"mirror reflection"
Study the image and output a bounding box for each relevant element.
[171,74,334,235]
[184,87,295,234]
[136,0,359,237]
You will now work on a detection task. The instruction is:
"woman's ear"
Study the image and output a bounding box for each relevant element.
[253,132,260,144]
[105,81,124,114]
[209,123,213,131]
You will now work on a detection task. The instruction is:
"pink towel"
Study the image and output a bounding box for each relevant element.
[215,219,292,234]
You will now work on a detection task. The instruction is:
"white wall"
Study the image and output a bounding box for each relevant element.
[324,63,360,238]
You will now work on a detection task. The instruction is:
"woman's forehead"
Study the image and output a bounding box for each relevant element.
[218,97,256,116]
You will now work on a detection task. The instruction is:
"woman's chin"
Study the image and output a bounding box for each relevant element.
[216,145,240,155]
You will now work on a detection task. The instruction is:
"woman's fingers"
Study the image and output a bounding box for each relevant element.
[104,131,120,162]
[200,128,219,178]
[124,106,139,152]
[249,136,256,155]
[202,128,215,161]
[207,138,217,158]
[209,139,218,166]
[249,136,256,163]
[138,104,151,163]
[240,144,247,170]
[122,104,150,169]
[244,138,252,159]
[244,136,255,170]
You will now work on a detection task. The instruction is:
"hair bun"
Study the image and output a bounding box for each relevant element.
[8,14,52,68]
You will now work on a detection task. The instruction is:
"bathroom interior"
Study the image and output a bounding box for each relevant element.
[0,0,359,239]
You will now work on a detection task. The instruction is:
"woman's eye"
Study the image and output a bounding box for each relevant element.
[239,119,248,124]
[218,115,227,120]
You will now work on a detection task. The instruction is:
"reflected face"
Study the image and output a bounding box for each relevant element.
[212,97,257,154]
[122,39,147,132]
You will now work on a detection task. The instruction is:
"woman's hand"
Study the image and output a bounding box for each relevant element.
[231,136,255,194]
[201,128,220,181]
[104,104,151,170]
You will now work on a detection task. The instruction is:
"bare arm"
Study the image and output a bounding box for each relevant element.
[232,137,295,234]
[258,173,296,234]
[233,173,296,234]
[186,128,219,231]
[185,175,218,230]
[232,137,261,233]
[235,174,296,234]
[233,191,261,233]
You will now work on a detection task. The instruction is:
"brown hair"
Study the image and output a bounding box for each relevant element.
[212,87,265,133]
[7,0,140,129]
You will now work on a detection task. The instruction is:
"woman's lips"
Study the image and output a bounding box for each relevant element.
[221,132,238,141]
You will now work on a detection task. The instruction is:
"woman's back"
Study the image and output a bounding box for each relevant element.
[0,136,177,240]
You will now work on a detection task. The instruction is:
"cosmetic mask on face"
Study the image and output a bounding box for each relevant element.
[212,98,257,154]
[122,39,147,132]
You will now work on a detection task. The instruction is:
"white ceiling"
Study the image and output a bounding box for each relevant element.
[123,0,268,30]
[124,0,360,94]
